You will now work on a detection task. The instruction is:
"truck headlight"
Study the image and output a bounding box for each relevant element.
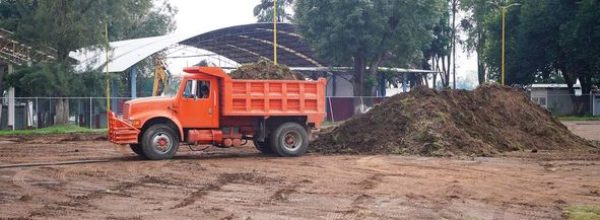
[126,119,141,127]
[131,119,141,127]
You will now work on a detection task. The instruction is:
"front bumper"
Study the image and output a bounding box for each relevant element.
[108,112,140,144]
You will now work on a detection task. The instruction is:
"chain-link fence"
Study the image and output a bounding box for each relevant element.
[324,94,600,121]
[0,93,598,130]
[529,94,600,116]
[325,96,389,122]
[0,97,131,130]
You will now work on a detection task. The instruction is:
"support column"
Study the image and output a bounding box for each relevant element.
[402,73,408,93]
[7,64,15,130]
[378,72,386,97]
[130,67,137,99]
[331,72,336,97]
[111,76,118,114]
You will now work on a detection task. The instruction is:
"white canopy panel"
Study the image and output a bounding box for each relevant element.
[69,31,202,73]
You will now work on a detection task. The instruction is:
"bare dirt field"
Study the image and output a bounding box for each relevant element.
[0,122,599,220]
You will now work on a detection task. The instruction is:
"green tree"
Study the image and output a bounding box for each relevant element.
[254,0,294,22]
[460,0,495,85]
[561,0,600,95]
[0,0,176,124]
[7,0,176,61]
[424,6,453,88]
[480,0,599,114]
[483,0,599,93]
[294,0,444,96]
[483,1,523,84]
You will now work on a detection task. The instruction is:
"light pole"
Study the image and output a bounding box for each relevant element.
[491,2,520,85]
[273,0,278,65]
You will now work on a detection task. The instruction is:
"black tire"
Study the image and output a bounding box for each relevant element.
[129,144,147,158]
[253,139,274,154]
[269,122,309,157]
[141,124,179,160]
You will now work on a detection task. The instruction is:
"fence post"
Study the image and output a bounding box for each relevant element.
[89,97,93,129]
[590,92,593,116]
[35,97,39,129]
[49,98,52,126]
[593,94,597,116]
[360,96,364,114]
[327,96,335,123]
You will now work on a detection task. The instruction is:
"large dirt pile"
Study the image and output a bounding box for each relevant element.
[311,85,596,156]
[230,59,304,80]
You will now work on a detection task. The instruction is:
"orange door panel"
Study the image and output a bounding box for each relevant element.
[178,78,219,128]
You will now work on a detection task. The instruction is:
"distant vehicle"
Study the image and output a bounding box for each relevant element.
[108,67,326,160]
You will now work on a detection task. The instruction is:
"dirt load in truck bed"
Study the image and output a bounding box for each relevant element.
[229,59,305,80]
[311,85,597,156]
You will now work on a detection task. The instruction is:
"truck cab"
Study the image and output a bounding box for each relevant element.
[109,67,326,160]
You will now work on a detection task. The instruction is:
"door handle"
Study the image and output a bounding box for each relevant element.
[208,107,213,114]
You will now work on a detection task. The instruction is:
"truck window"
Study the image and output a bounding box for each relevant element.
[161,77,181,97]
[183,80,210,99]
[196,81,210,99]
[183,80,195,98]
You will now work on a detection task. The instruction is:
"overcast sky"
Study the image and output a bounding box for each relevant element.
[170,0,259,34]
[168,0,477,84]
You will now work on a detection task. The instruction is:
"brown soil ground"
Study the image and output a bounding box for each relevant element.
[312,86,596,156]
[0,123,599,219]
[229,59,304,80]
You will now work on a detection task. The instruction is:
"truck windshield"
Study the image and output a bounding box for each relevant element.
[161,77,182,97]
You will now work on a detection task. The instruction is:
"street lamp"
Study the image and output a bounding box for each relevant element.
[490,2,520,85]
[273,0,278,65]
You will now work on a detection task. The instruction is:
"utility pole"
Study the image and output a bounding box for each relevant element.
[273,0,278,65]
[501,7,506,85]
[492,2,520,85]
[452,0,458,89]
[105,23,111,125]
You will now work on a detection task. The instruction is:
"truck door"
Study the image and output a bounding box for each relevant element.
[178,78,219,128]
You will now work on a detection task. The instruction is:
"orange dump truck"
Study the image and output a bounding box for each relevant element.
[108,67,326,160]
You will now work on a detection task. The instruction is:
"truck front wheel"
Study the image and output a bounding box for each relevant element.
[269,122,309,157]
[129,144,147,158]
[141,124,179,160]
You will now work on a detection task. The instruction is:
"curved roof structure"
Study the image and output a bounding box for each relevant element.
[70,23,326,73]
[180,23,324,67]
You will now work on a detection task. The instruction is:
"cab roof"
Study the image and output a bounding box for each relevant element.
[182,67,232,81]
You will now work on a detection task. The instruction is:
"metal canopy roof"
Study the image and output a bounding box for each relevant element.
[71,22,436,74]
[70,23,327,73]
[70,33,198,72]
[180,23,325,67]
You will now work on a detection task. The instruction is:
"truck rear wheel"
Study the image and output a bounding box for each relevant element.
[129,144,147,158]
[269,122,309,157]
[253,139,274,154]
[141,124,179,160]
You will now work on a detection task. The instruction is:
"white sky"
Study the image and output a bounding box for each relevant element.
[170,0,259,34]
[165,0,259,73]
[168,0,477,85]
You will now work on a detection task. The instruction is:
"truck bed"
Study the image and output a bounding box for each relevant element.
[222,78,326,119]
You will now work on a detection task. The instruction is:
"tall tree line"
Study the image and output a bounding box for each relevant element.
[258,0,599,97]
[462,0,599,95]
[294,0,444,96]
[257,0,461,95]
[0,0,176,124]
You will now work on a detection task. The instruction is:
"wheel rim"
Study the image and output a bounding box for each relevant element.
[281,131,302,152]
[151,132,172,154]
